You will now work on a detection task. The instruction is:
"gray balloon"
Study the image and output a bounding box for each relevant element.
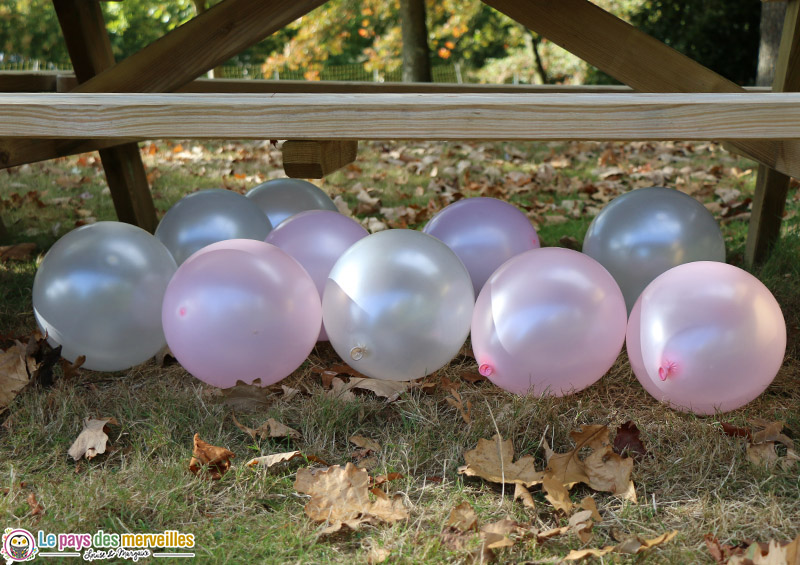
[582,186,725,313]
[155,189,272,265]
[32,221,177,371]
[245,179,338,228]
[323,229,474,381]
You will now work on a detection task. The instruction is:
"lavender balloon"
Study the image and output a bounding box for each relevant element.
[155,189,272,265]
[472,247,627,396]
[162,242,321,388]
[423,197,540,294]
[246,179,338,228]
[627,262,785,414]
[266,210,368,340]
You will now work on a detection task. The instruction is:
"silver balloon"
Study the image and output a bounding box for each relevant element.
[323,229,474,381]
[32,222,177,371]
[155,189,272,265]
[245,179,338,228]
[582,187,725,313]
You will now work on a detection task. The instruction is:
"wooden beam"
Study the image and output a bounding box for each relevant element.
[746,0,800,266]
[282,140,358,178]
[53,0,157,232]
[482,0,800,178]
[0,0,326,171]
[0,72,59,92]
[4,92,800,141]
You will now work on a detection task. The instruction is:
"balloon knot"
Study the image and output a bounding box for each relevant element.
[658,360,678,381]
[350,345,365,361]
[479,363,494,377]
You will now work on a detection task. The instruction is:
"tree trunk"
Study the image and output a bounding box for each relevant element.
[400,0,432,83]
[757,2,787,86]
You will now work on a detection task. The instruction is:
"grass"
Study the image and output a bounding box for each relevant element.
[1,140,799,563]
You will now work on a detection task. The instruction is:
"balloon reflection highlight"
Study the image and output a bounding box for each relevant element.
[246,178,338,228]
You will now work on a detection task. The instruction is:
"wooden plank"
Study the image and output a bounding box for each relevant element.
[53,0,157,232]
[482,0,800,179]
[0,72,59,92]
[4,92,800,141]
[282,140,358,178]
[746,0,800,266]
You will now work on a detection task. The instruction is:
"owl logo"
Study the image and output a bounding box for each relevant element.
[1,528,37,562]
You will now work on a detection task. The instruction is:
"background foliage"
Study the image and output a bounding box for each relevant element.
[0,0,763,84]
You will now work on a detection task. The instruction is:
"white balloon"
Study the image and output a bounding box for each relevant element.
[323,229,474,381]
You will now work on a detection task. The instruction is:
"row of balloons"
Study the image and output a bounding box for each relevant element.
[32,180,786,416]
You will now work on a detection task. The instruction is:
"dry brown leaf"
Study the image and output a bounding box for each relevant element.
[348,377,408,402]
[281,385,301,401]
[537,526,570,541]
[744,421,797,471]
[445,502,478,531]
[569,509,596,544]
[546,425,636,501]
[294,463,408,534]
[514,483,535,510]
[68,417,118,461]
[446,393,472,425]
[0,341,36,411]
[60,355,85,379]
[579,496,602,522]
[480,519,519,549]
[543,473,573,514]
[728,534,800,565]
[705,533,749,564]
[232,414,300,441]
[216,381,273,410]
[613,421,647,460]
[327,377,357,401]
[458,434,544,487]
[751,421,794,449]
[564,530,678,561]
[188,433,234,480]
[747,442,780,468]
[27,492,44,516]
[0,242,36,261]
[367,547,391,564]
[246,450,329,468]
[350,435,381,452]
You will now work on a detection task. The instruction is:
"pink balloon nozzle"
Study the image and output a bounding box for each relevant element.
[479,363,494,377]
[658,360,678,381]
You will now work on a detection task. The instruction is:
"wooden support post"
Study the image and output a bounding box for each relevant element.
[746,0,800,266]
[0,0,326,170]
[282,141,358,178]
[52,0,158,232]
[481,0,800,181]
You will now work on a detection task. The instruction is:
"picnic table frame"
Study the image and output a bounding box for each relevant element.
[1,0,799,267]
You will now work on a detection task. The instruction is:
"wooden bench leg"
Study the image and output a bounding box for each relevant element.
[282,141,358,178]
[53,0,158,232]
[746,0,800,266]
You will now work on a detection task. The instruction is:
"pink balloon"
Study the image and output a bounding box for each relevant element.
[627,261,785,414]
[162,245,321,388]
[265,210,368,340]
[423,197,540,294]
[472,247,627,396]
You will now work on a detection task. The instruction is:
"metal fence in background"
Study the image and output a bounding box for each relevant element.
[0,59,471,83]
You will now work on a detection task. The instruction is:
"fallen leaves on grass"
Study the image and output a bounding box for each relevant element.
[188,433,234,480]
[232,414,301,440]
[513,483,535,510]
[0,341,37,412]
[246,451,329,469]
[458,434,544,487]
[542,474,573,514]
[706,533,800,565]
[445,388,472,424]
[294,463,408,535]
[27,492,44,517]
[68,417,118,461]
[564,530,678,561]
[325,374,409,402]
[545,425,636,501]
[350,435,381,470]
[743,421,798,472]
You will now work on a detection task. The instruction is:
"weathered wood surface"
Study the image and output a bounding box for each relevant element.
[51,0,157,232]
[3,93,800,141]
[746,0,800,265]
[282,140,359,178]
